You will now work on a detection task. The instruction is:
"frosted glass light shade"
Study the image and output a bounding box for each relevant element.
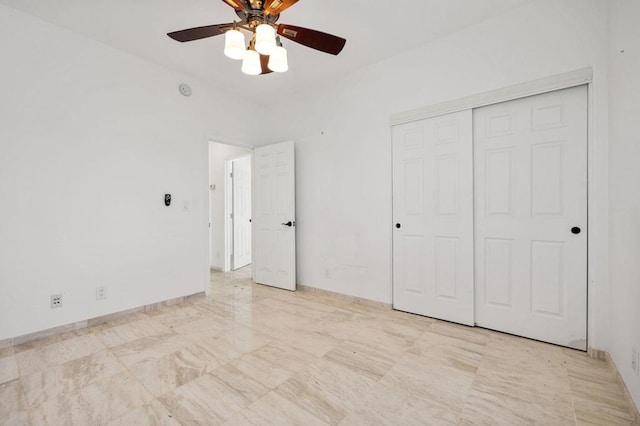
[268,45,288,73]
[241,49,261,75]
[255,24,276,55]
[224,29,245,60]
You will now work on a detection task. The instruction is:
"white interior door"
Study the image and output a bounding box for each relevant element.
[253,141,296,291]
[392,110,475,326]
[474,85,588,350]
[232,156,252,270]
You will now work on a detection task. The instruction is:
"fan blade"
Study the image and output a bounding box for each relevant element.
[264,0,299,15]
[220,0,246,12]
[260,54,273,75]
[277,24,346,55]
[167,23,233,42]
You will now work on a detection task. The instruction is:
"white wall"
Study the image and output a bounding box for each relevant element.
[608,0,640,408]
[0,5,265,341]
[264,0,611,349]
[208,142,252,271]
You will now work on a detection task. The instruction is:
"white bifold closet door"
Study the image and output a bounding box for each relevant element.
[474,86,588,350]
[392,110,475,326]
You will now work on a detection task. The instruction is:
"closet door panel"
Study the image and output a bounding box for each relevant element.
[392,110,474,326]
[474,86,588,350]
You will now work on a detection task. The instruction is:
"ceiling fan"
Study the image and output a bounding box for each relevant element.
[167,0,347,75]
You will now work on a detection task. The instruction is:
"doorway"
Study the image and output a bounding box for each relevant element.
[208,140,297,289]
[208,141,253,272]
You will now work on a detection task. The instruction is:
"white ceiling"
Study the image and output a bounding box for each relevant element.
[1,0,531,104]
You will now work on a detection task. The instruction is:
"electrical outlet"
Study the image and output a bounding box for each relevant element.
[50,294,63,309]
[96,286,107,300]
[633,347,639,376]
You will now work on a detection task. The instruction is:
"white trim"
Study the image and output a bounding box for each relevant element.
[390,68,593,126]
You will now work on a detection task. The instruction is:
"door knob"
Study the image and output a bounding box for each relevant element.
[571,227,581,235]
[281,221,294,227]
[395,223,401,229]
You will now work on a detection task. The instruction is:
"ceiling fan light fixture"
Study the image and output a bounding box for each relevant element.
[224,29,245,60]
[241,48,262,75]
[169,1,347,76]
[255,24,276,55]
[268,45,288,73]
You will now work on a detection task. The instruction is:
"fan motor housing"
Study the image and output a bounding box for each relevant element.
[236,10,280,27]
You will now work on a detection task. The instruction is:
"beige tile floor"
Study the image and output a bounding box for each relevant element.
[1,267,637,425]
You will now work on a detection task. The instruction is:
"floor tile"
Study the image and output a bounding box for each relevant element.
[458,385,576,425]
[21,349,125,408]
[196,326,274,366]
[109,332,189,367]
[0,380,28,425]
[15,333,105,377]
[107,399,180,426]
[277,327,343,357]
[131,343,222,397]
[80,371,154,422]
[323,340,396,380]
[28,371,152,426]
[341,372,461,425]
[93,317,172,348]
[227,391,329,425]
[275,357,379,425]
[158,371,265,425]
[228,342,318,389]
[0,355,19,386]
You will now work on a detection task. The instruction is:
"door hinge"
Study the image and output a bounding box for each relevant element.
[229,172,233,178]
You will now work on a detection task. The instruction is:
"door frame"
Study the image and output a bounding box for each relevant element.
[206,140,253,280]
[390,68,603,352]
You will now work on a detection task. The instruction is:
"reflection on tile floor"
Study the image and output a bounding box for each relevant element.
[0,267,637,425]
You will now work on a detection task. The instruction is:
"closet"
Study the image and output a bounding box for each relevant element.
[392,85,588,350]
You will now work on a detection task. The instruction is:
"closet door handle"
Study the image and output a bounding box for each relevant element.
[395,223,402,229]
[571,227,581,235]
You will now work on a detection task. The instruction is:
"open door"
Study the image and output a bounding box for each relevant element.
[253,141,296,290]
[232,156,252,270]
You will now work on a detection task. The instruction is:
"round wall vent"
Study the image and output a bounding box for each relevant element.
[179,83,192,97]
